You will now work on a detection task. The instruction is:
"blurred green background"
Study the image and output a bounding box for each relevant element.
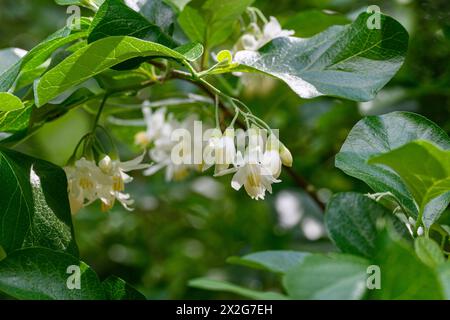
[1,0,449,298]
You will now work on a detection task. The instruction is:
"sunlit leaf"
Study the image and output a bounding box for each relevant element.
[0,148,78,256]
[233,12,408,101]
[34,36,203,106]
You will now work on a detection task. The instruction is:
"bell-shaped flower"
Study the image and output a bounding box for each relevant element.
[260,16,295,46]
[203,128,236,175]
[216,147,280,200]
[99,153,150,192]
[64,157,110,214]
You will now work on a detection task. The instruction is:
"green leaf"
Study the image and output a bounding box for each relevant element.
[283,9,351,38]
[283,254,369,300]
[369,140,450,205]
[233,12,408,101]
[336,112,450,219]
[174,42,204,61]
[178,6,206,43]
[371,231,444,299]
[0,246,5,262]
[189,278,288,300]
[34,36,203,106]
[438,263,450,299]
[369,140,450,227]
[227,251,309,274]
[202,0,254,48]
[164,0,191,12]
[0,28,87,92]
[0,248,104,300]
[102,276,146,300]
[0,93,25,112]
[325,192,409,259]
[0,148,78,256]
[0,105,32,133]
[414,237,445,268]
[88,0,176,48]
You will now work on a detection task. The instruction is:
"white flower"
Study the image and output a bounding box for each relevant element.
[64,158,109,214]
[98,153,150,210]
[203,128,236,174]
[235,17,294,52]
[216,147,280,200]
[260,17,294,46]
[142,109,200,182]
[263,149,282,179]
[262,135,282,178]
[64,154,150,214]
[135,105,173,148]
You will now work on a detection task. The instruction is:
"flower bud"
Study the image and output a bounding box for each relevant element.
[134,131,150,148]
[99,155,112,174]
[417,226,424,236]
[279,144,293,167]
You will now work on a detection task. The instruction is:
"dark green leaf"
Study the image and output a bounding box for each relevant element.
[325,192,409,259]
[227,251,309,274]
[283,254,369,300]
[102,276,146,300]
[88,0,176,48]
[233,13,408,101]
[0,148,78,256]
[336,112,450,218]
[132,0,176,34]
[0,248,104,300]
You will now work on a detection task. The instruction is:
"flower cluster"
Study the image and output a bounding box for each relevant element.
[135,104,202,181]
[64,154,149,214]
[135,106,293,200]
[211,129,293,200]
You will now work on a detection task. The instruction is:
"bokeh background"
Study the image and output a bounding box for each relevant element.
[1,0,449,298]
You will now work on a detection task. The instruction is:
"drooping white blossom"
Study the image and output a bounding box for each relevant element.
[139,107,200,181]
[64,154,150,214]
[203,128,236,175]
[216,147,281,200]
